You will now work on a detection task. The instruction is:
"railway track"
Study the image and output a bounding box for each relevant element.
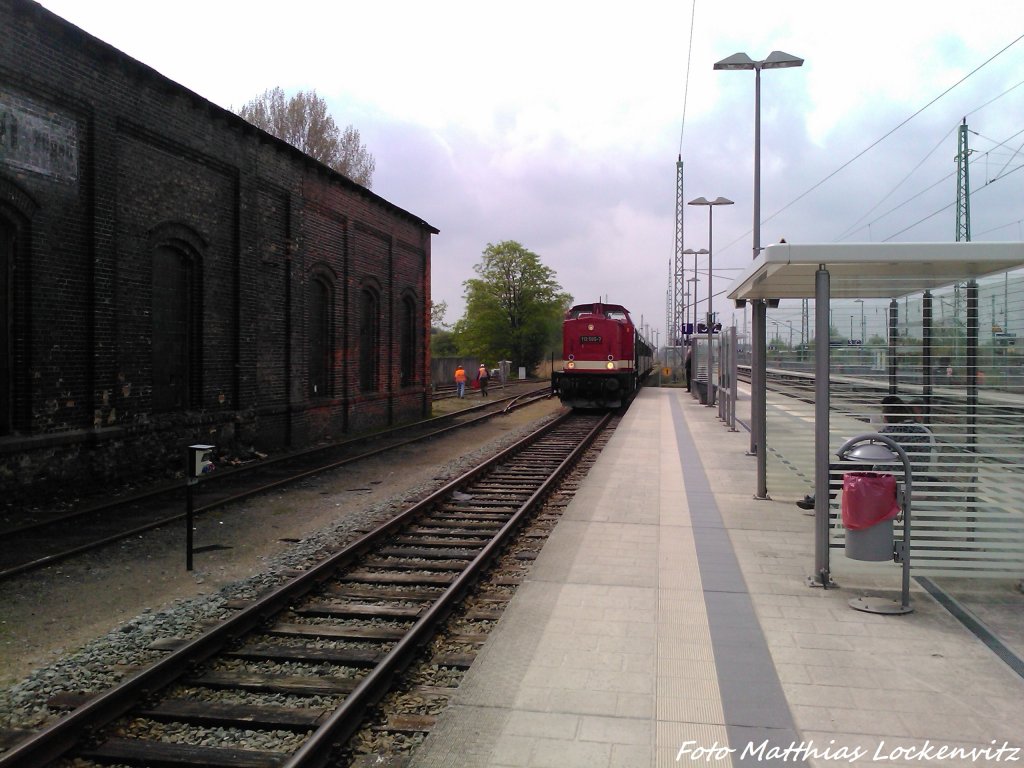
[0,409,612,768]
[0,387,552,581]
[739,364,1024,457]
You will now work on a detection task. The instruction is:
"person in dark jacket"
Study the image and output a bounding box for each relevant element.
[796,395,933,509]
[477,364,489,397]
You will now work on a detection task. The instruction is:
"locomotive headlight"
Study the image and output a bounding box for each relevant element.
[588,323,595,331]
[567,361,575,369]
[606,361,615,370]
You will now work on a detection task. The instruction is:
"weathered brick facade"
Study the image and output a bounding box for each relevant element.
[0,0,437,500]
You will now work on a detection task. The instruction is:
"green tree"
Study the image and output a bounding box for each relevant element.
[454,241,571,372]
[430,300,458,356]
[430,299,449,330]
[431,329,458,357]
[238,87,376,187]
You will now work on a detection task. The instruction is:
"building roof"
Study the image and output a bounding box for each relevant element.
[21,0,439,236]
[727,242,1024,300]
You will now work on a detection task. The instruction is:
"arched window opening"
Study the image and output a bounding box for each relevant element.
[152,245,197,411]
[400,296,416,387]
[308,276,332,398]
[0,217,12,435]
[359,287,380,392]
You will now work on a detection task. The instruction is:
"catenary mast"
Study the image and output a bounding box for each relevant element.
[672,156,686,369]
[956,118,971,242]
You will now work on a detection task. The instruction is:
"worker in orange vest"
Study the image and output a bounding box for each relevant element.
[454,364,467,398]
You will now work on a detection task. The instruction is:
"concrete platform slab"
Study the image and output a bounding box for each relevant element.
[408,388,1024,768]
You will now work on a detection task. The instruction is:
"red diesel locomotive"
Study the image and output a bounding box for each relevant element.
[551,301,654,409]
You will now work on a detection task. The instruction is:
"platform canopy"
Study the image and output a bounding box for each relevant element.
[728,242,1024,301]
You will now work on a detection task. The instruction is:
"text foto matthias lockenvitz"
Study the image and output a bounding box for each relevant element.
[676,739,1022,763]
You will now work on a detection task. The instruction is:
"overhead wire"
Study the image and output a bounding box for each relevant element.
[975,217,1024,238]
[989,134,1024,181]
[883,202,955,241]
[713,35,1024,258]
[855,169,956,236]
[965,77,1024,119]
[834,77,1024,242]
[677,0,698,156]
[882,157,1024,241]
[834,124,958,241]
[761,32,1024,231]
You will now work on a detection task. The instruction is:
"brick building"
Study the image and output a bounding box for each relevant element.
[0,0,438,499]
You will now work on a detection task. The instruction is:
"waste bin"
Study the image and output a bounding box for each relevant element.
[834,434,914,615]
[693,381,715,405]
[845,517,894,561]
[841,470,899,562]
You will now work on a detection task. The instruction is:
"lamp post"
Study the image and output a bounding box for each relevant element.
[688,197,734,405]
[686,277,700,342]
[715,49,803,499]
[683,283,690,341]
[683,248,708,342]
[855,298,866,364]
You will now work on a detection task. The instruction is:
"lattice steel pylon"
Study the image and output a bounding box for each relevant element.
[956,118,971,242]
[666,259,673,351]
[671,155,685,346]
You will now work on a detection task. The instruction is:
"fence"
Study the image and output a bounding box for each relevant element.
[762,273,1024,577]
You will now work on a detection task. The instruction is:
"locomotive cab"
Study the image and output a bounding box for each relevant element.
[552,301,653,409]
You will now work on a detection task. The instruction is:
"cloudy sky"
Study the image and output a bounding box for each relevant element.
[38,0,1024,343]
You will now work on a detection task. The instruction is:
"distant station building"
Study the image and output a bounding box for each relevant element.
[0,0,438,498]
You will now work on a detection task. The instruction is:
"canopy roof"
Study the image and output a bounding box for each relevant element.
[727,242,1024,300]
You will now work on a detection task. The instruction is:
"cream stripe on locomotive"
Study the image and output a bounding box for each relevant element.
[560,360,635,371]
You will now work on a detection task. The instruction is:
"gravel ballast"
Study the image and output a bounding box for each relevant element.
[0,398,563,733]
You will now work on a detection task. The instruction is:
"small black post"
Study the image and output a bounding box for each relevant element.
[185,444,215,572]
[186,479,195,571]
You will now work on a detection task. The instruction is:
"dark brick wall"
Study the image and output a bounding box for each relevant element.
[0,0,436,500]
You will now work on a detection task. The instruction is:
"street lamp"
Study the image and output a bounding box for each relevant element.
[686,276,700,341]
[855,298,866,365]
[715,49,803,498]
[688,196,734,405]
[683,248,708,340]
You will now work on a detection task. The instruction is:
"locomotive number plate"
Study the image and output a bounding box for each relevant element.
[580,335,602,343]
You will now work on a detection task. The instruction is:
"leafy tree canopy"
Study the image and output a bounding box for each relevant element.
[431,329,458,357]
[453,241,571,373]
[238,87,376,188]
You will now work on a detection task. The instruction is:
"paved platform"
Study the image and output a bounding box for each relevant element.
[409,387,1024,768]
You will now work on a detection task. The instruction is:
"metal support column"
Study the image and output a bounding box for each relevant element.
[888,299,899,395]
[922,291,933,418]
[967,280,978,448]
[753,300,768,497]
[812,266,833,587]
[728,326,739,431]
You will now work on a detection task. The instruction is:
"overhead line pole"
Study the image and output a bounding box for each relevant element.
[674,156,686,363]
[956,118,971,242]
